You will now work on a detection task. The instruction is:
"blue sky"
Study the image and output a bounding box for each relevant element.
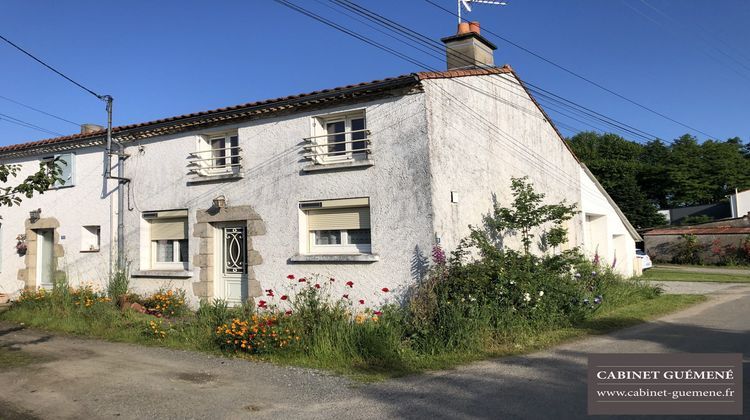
[1,0,748,146]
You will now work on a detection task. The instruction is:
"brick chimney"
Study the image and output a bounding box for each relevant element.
[441,21,497,70]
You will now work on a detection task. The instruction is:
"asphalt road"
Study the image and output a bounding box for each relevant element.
[1,283,748,419]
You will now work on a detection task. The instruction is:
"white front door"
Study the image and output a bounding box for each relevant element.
[36,229,54,289]
[215,224,248,306]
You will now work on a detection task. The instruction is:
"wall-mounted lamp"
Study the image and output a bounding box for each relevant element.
[29,208,41,223]
[212,195,227,209]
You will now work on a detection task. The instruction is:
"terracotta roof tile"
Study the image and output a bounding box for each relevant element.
[0,65,528,156]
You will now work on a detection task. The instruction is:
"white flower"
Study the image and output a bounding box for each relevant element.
[539,291,544,297]
[523,292,531,302]
[510,280,516,285]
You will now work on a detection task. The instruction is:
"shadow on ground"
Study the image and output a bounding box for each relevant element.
[358,315,750,419]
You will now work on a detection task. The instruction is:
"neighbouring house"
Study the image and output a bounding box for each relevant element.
[644,213,750,264]
[0,24,642,306]
[730,188,750,219]
[656,188,750,225]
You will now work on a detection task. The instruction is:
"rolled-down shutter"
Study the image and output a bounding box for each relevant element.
[308,207,370,231]
[149,210,188,240]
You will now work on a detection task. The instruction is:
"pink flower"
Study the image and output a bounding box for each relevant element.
[280,295,288,301]
[314,284,321,289]
[265,289,274,297]
[374,311,382,316]
[359,299,365,305]
[346,281,354,288]
[287,274,295,280]
[257,300,267,309]
[381,287,389,293]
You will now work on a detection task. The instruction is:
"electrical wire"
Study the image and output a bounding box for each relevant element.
[329,0,659,142]
[0,94,80,126]
[0,112,64,136]
[421,0,719,139]
[0,33,106,100]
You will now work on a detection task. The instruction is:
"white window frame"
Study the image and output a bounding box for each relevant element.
[143,210,189,271]
[191,132,241,177]
[309,229,372,254]
[310,110,368,164]
[300,198,372,255]
[150,239,188,270]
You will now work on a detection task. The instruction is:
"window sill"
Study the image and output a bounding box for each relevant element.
[131,270,193,279]
[301,159,374,173]
[288,254,379,263]
[187,172,243,185]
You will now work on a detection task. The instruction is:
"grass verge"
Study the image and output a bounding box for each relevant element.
[643,268,750,283]
[264,294,706,380]
[0,293,706,382]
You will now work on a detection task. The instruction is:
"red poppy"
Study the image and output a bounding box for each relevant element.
[374,311,383,316]
[287,274,295,280]
[298,278,306,283]
[257,300,268,308]
[314,284,321,289]
[381,287,389,293]
[265,289,274,297]
[359,299,365,305]
[342,294,349,299]
[280,295,288,301]
[285,310,293,315]
[329,277,336,282]
[346,281,354,288]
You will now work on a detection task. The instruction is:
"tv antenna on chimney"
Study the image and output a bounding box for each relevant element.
[458,0,508,24]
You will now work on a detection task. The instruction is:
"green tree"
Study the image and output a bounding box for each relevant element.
[479,176,577,256]
[568,132,665,228]
[0,159,63,207]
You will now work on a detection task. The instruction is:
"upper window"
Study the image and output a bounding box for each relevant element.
[301,198,371,254]
[306,111,369,164]
[143,210,189,270]
[188,133,241,179]
[42,153,75,188]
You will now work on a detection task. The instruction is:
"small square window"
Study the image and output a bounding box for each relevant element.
[81,225,101,252]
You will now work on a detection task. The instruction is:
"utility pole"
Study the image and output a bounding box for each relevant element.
[102,95,129,271]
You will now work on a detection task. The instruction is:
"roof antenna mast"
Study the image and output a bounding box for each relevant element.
[458,0,508,24]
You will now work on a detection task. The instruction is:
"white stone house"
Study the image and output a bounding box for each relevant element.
[0,26,641,305]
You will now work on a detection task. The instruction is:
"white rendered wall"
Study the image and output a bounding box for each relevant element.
[122,93,434,306]
[422,74,584,256]
[0,147,115,296]
[579,166,637,277]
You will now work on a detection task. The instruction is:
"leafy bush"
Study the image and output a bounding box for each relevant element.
[672,234,703,264]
